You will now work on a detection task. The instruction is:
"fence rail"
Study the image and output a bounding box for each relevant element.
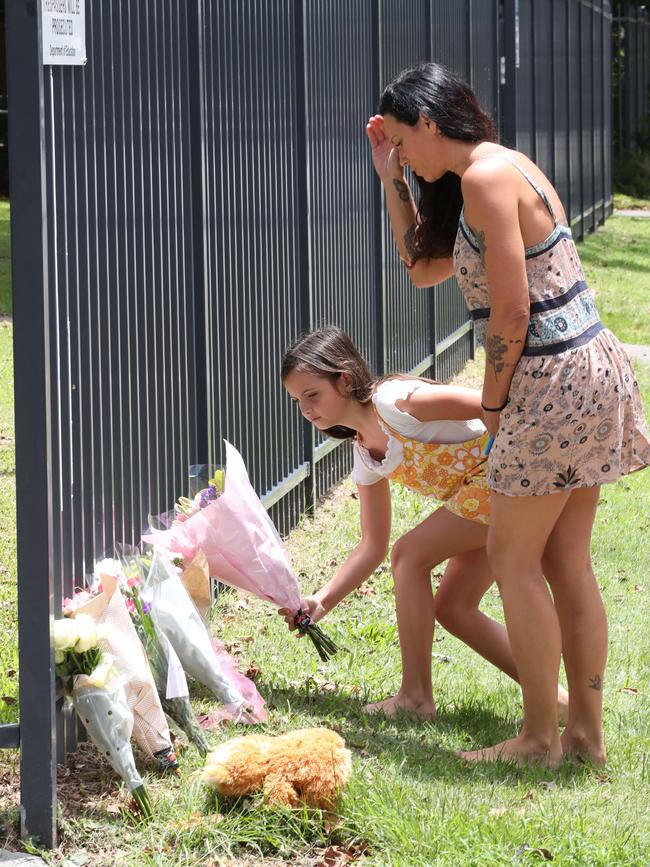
[2,0,624,847]
[613,1,650,155]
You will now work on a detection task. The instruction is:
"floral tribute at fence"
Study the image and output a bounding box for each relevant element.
[53,615,153,818]
[53,441,339,818]
[143,441,338,661]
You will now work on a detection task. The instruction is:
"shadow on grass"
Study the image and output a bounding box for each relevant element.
[230,680,597,792]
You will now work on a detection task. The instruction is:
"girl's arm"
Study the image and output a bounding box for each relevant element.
[394,383,484,422]
[461,160,530,434]
[280,479,392,625]
[367,115,454,289]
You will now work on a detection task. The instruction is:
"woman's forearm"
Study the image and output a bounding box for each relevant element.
[482,306,529,408]
[313,542,387,615]
[383,173,419,264]
[382,175,453,287]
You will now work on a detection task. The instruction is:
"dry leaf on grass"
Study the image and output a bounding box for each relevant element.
[314,841,369,866]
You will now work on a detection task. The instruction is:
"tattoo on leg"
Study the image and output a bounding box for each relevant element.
[486,333,508,378]
[392,178,411,202]
[404,224,417,261]
[589,674,603,691]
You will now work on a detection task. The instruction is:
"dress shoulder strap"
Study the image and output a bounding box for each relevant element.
[370,401,407,443]
[474,153,557,224]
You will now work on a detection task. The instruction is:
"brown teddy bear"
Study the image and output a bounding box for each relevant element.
[202,728,352,810]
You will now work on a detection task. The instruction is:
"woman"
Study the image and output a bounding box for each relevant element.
[367,62,650,766]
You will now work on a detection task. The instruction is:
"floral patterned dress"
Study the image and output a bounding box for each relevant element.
[454,154,650,496]
[380,416,492,524]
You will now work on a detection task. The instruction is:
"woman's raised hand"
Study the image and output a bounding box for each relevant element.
[366,114,402,181]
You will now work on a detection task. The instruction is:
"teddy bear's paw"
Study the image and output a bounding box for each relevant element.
[263,772,300,807]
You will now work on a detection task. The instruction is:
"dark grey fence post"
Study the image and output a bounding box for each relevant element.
[502,0,519,148]
[187,0,209,466]
[5,0,57,848]
[294,0,316,510]
[372,0,385,376]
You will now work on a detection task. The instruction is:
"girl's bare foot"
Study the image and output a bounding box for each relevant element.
[517,692,569,729]
[561,729,606,766]
[363,694,436,720]
[557,687,569,727]
[458,734,563,768]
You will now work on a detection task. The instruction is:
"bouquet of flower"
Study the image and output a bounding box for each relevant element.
[139,550,266,722]
[53,616,152,818]
[142,441,337,662]
[66,566,179,773]
[113,552,210,754]
[175,467,224,522]
[149,467,225,533]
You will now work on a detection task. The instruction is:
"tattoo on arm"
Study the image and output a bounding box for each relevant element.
[486,334,523,379]
[589,674,603,691]
[392,178,411,202]
[404,224,417,262]
[486,333,508,378]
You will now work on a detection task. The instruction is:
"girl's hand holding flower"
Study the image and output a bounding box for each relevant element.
[279,595,327,631]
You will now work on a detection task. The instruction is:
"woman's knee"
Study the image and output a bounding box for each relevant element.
[542,550,596,591]
[486,536,543,585]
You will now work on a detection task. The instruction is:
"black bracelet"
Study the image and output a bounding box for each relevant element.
[481,399,508,413]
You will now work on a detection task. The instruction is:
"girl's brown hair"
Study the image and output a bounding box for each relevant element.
[281,326,374,439]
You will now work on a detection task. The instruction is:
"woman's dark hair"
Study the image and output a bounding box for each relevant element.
[379,62,497,260]
[281,326,374,439]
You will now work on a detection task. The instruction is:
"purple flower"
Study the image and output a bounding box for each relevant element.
[141,601,152,615]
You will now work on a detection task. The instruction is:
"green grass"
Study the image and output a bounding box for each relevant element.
[8,368,644,866]
[1,205,650,863]
[579,214,650,344]
[0,200,11,316]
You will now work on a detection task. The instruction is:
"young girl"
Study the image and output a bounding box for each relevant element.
[280,325,568,721]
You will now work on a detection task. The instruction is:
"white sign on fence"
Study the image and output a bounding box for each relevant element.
[41,0,86,66]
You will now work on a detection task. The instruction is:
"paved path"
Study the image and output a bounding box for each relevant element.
[623,343,650,365]
[614,209,650,218]
[0,852,46,866]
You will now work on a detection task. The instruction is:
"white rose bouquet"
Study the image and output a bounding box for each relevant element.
[53,616,153,818]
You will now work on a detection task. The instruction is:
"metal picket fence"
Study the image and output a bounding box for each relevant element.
[0,0,627,847]
[613,1,650,154]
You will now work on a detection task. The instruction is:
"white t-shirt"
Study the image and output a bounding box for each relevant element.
[351,378,486,486]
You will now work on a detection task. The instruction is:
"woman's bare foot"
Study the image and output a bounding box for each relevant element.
[363,694,436,720]
[458,734,563,768]
[561,729,606,766]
